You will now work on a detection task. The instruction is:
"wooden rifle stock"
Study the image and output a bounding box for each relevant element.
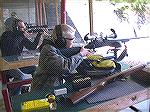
[68,64,146,104]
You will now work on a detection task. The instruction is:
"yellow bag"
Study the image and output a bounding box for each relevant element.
[86,55,116,68]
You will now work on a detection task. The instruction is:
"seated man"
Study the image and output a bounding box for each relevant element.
[0,19,44,94]
[31,24,93,91]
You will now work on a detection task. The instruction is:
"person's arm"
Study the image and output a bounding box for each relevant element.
[0,31,14,56]
[38,45,84,75]
[22,32,42,50]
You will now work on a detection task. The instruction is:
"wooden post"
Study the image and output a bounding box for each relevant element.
[55,0,59,24]
[35,0,43,25]
[35,0,40,25]
[88,0,93,36]
[39,0,43,25]
[42,2,47,25]
[61,0,66,24]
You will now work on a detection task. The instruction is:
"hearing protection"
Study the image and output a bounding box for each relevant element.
[54,25,66,48]
[12,20,18,31]
[12,19,21,31]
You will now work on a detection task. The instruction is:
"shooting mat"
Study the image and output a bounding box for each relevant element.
[86,80,145,104]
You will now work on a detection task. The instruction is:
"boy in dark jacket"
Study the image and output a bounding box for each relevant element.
[31,24,93,91]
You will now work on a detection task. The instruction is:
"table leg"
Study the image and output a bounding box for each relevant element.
[2,87,12,112]
[0,71,8,84]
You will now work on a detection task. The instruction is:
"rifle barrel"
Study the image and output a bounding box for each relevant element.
[116,36,149,42]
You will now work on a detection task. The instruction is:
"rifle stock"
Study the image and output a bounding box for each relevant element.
[68,64,146,104]
[69,82,106,104]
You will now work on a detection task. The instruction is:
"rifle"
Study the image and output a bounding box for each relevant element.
[26,25,53,33]
[59,47,81,58]
[84,30,149,61]
[84,34,149,49]
[68,64,147,104]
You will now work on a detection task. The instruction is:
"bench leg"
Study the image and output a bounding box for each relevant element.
[2,88,12,112]
[0,71,8,84]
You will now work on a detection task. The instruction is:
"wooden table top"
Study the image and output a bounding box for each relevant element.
[81,87,150,112]
[0,56,39,71]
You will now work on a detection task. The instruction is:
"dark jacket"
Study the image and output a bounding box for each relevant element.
[0,30,41,57]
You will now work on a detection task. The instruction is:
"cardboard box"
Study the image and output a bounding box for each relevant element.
[22,99,49,112]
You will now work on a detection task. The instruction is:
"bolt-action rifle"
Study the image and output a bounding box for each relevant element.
[68,64,147,104]
[84,29,149,61]
[26,25,53,33]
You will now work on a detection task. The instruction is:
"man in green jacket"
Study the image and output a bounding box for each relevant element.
[31,24,93,91]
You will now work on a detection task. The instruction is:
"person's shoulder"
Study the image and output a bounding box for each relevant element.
[1,31,13,37]
[4,17,13,24]
[41,44,57,53]
[13,30,24,37]
[1,30,23,41]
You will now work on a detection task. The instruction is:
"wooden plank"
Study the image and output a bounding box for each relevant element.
[81,87,150,112]
[0,57,39,71]
[0,58,10,71]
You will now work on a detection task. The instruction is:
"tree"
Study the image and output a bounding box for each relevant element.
[111,0,150,29]
[95,0,150,28]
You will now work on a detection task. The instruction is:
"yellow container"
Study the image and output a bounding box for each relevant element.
[22,99,50,112]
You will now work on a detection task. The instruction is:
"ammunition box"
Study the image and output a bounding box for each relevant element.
[22,99,49,112]
[72,77,91,90]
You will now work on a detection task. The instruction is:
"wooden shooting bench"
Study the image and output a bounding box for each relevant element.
[0,55,39,84]
[0,54,39,112]
[0,55,150,112]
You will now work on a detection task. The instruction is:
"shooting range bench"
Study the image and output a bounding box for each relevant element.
[0,53,39,112]
[0,55,150,112]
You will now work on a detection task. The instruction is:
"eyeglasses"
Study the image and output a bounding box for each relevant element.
[64,38,74,40]
[18,26,26,29]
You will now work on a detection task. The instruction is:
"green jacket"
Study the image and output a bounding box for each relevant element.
[32,44,83,90]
